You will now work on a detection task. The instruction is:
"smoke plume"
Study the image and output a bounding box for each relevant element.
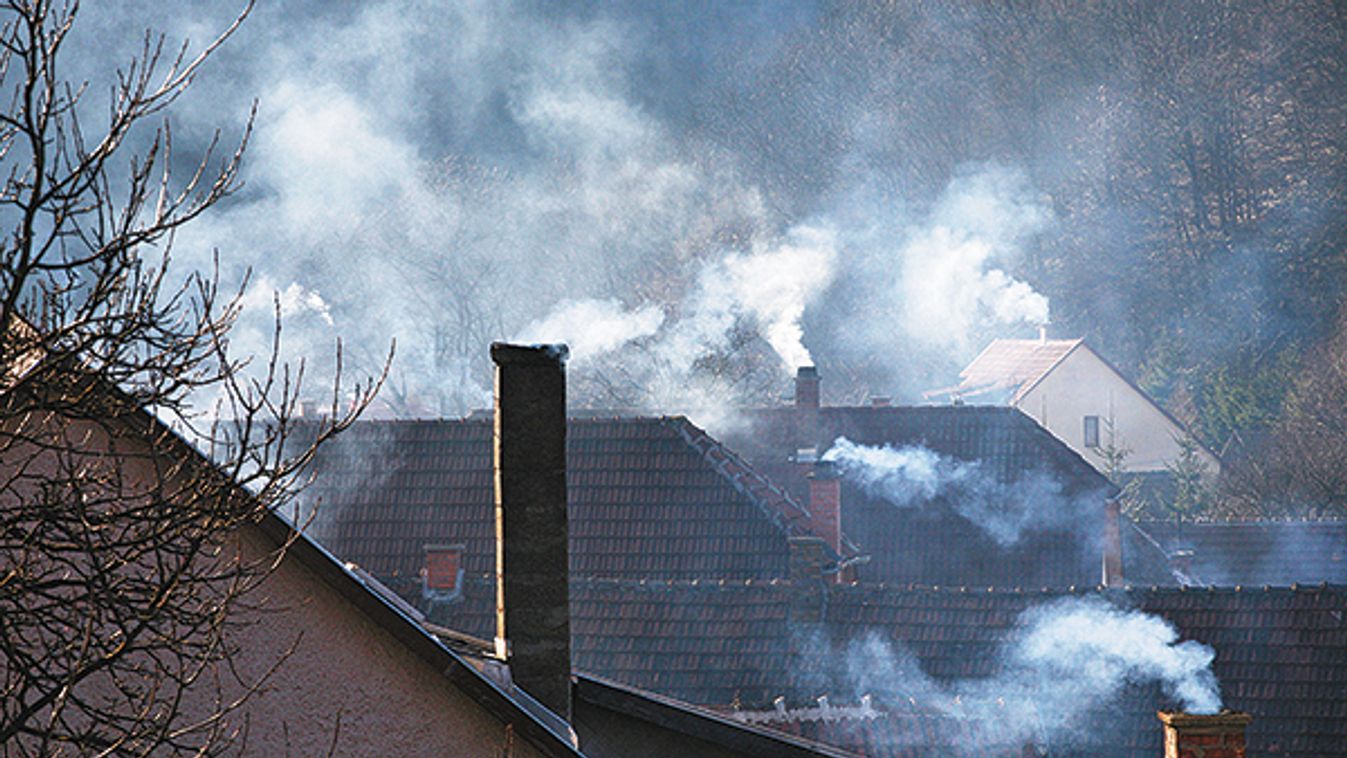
[800,595,1221,751]
[822,437,1086,546]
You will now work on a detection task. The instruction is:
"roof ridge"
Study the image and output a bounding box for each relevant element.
[661,416,813,536]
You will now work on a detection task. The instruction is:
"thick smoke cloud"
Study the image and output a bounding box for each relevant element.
[61,2,1066,423]
[822,437,1088,546]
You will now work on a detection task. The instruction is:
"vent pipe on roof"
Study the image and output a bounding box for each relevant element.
[491,342,571,722]
[1157,710,1252,758]
[1102,497,1124,588]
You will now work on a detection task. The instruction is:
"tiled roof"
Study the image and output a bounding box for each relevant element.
[720,406,1147,589]
[949,338,1083,402]
[1133,519,1347,586]
[427,577,1346,756]
[302,416,815,586]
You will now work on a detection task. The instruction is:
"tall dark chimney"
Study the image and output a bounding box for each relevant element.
[795,366,820,409]
[491,342,571,721]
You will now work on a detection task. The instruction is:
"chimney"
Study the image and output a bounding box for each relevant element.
[788,536,827,623]
[491,342,571,721]
[1102,497,1124,588]
[795,366,820,409]
[1157,711,1253,758]
[807,461,842,581]
[423,543,465,597]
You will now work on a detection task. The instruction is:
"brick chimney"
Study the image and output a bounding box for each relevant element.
[423,543,465,596]
[807,461,842,581]
[1157,711,1252,758]
[788,536,827,623]
[491,342,571,721]
[1102,497,1124,587]
[795,366,820,408]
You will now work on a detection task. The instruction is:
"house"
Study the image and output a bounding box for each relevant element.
[926,335,1221,482]
[299,414,834,602]
[0,336,842,757]
[291,354,1347,755]
[565,561,1347,756]
[0,364,582,756]
[718,368,1175,589]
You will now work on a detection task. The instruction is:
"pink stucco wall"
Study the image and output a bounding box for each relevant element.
[215,523,547,757]
[2,410,549,757]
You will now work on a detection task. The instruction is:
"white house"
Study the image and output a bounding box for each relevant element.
[928,336,1220,478]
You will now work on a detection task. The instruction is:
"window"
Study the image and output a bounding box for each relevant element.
[1083,415,1101,448]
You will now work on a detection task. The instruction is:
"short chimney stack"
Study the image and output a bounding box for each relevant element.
[788,536,828,623]
[807,461,843,581]
[795,366,820,409]
[1102,497,1124,587]
[491,342,571,721]
[1157,710,1252,758]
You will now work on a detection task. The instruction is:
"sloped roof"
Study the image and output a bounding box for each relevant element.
[945,338,1083,403]
[719,406,1144,589]
[417,576,1347,756]
[1133,519,1347,586]
[302,416,817,586]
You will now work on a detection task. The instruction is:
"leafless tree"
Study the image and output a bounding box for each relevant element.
[0,2,384,754]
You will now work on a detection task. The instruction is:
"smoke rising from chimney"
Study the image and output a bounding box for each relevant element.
[822,437,1088,546]
[812,595,1221,751]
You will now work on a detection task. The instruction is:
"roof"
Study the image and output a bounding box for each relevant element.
[940,338,1083,403]
[420,576,1347,756]
[301,416,819,587]
[719,406,1144,589]
[1133,518,1347,586]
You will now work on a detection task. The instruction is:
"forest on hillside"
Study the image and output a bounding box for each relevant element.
[72,1,1347,517]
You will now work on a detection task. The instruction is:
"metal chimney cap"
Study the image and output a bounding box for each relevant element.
[490,342,569,366]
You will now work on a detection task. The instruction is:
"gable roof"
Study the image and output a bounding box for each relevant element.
[430,576,1346,756]
[1133,518,1347,586]
[302,416,820,589]
[940,338,1083,403]
[719,406,1141,589]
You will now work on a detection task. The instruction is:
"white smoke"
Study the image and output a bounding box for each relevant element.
[899,168,1050,353]
[716,225,838,369]
[515,299,664,366]
[238,277,335,326]
[825,596,1220,751]
[821,437,1084,546]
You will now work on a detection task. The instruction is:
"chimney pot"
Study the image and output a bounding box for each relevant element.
[1157,710,1253,758]
[491,342,571,722]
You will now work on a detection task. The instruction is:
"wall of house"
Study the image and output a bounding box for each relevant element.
[2,410,549,758]
[216,523,550,757]
[1017,348,1220,476]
